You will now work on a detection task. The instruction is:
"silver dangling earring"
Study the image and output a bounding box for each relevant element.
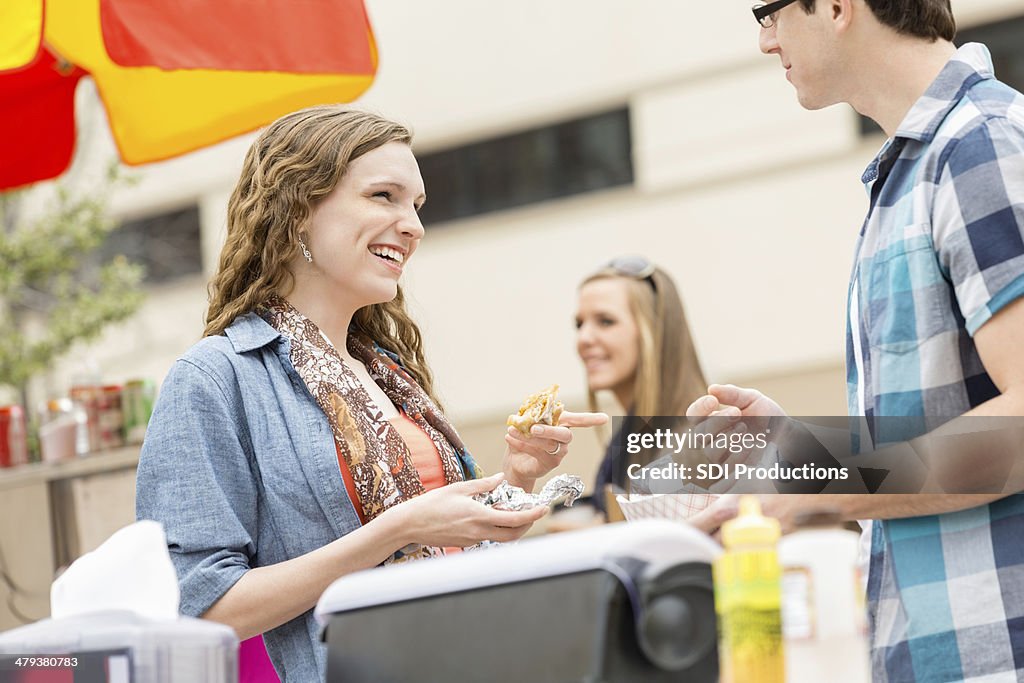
[298,237,313,263]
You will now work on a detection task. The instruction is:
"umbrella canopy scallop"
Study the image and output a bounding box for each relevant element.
[0,0,378,190]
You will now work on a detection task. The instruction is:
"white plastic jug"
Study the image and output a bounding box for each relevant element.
[779,510,870,683]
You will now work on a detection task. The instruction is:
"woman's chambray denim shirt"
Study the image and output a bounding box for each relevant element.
[136,312,363,682]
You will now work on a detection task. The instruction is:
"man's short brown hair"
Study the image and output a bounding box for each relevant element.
[797,0,956,41]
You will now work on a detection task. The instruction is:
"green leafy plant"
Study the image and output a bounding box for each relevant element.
[0,167,145,409]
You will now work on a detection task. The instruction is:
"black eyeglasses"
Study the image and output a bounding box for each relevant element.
[605,255,656,281]
[752,0,799,28]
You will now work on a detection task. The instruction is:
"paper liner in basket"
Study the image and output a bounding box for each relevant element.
[616,486,718,523]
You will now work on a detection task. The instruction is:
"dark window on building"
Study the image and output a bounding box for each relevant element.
[99,205,202,284]
[859,14,1024,136]
[959,15,1024,89]
[416,108,633,225]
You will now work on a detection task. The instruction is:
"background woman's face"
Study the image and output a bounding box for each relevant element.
[575,278,640,398]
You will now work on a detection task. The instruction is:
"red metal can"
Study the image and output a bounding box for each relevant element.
[97,384,125,450]
[0,404,29,468]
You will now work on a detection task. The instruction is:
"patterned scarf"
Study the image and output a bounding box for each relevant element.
[259,297,482,560]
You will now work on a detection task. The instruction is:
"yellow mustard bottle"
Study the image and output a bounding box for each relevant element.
[713,496,784,683]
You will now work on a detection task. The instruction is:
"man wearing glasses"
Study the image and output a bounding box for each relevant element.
[690,1,1024,681]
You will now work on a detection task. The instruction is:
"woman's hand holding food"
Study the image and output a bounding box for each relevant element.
[502,384,608,491]
[385,473,547,547]
[503,411,608,490]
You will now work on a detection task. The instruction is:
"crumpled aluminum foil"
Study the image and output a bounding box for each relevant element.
[474,473,585,511]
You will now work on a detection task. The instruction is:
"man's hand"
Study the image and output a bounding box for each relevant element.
[688,494,812,539]
[687,384,788,419]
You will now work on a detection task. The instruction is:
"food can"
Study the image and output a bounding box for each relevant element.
[97,384,125,449]
[43,398,90,457]
[69,384,102,454]
[0,404,29,468]
[51,398,91,456]
[38,398,83,462]
[123,379,156,445]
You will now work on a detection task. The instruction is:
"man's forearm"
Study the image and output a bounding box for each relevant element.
[824,493,1008,521]
[777,387,1024,498]
[756,493,1008,532]
[764,389,1024,524]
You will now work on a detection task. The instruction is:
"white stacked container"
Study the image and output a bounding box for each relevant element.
[0,610,237,682]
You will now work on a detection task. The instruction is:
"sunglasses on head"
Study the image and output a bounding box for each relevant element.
[605,255,656,284]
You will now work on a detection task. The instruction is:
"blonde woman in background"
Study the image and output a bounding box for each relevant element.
[574,256,707,517]
[136,105,605,682]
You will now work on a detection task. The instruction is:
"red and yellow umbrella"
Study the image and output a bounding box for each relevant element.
[0,0,377,190]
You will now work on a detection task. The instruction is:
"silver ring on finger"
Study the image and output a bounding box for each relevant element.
[545,442,561,456]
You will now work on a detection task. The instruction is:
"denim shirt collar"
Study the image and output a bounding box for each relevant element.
[893,42,994,143]
[225,308,415,366]
[223,312,284,353]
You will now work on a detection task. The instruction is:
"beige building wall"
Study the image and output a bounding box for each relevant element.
[17,0,1022,483]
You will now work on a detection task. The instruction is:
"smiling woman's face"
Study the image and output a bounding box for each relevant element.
[296,141,426,309]
[575,277,640,399]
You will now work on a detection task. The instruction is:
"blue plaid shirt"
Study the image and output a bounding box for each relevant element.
[846,44,1024,682]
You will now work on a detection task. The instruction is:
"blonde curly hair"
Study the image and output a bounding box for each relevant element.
[205,105,439,402]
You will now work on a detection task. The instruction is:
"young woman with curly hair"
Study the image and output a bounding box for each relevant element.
[137,105,605,681]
